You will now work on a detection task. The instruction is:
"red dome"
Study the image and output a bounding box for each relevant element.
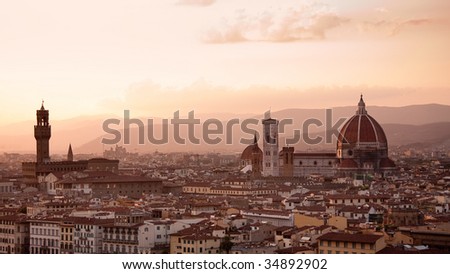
[338,96,387,146]
[338,114,387,145]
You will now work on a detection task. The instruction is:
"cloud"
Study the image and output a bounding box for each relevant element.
[359,18,435,36]
[203,5,349,43]
[176,0,216,7]
[375,7,389,14]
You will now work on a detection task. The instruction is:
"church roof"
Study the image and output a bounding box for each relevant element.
[337,95,388,145]
[339,159,358,168]
[241,143,263,160]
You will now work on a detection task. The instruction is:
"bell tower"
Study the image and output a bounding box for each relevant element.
[262,112,279,177]
[34,101,51,163]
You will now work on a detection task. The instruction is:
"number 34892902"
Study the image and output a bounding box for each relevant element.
[264,259,327,270]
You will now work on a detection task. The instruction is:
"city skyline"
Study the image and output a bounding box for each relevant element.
[1,0,450,260]
[1,0,450,126]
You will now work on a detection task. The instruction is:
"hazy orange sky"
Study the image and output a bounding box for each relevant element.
[0,0,449,126]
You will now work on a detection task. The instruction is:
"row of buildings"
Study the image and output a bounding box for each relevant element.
[1,191,448,254]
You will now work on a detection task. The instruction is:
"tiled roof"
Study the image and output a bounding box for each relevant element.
[317,232,383,243]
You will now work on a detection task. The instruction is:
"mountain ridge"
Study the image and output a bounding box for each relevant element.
[1,104,449,153]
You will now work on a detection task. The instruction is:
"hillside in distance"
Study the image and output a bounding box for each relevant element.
[77,105,450,154]
[1,104,449,154]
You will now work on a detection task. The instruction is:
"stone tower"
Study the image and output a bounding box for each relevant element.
[262,113,279,177]
[34,101,51,164]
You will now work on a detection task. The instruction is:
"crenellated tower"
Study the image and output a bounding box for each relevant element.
[34,101,51,163]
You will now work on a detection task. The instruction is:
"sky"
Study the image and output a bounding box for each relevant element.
[0,0,449,126]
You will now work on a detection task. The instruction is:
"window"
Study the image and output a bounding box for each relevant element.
[361,243,365,249]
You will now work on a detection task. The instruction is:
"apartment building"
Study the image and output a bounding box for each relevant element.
[73,217,113,254]
[0,214,29,254]
[317,232,386,254]
[29,218,62,254]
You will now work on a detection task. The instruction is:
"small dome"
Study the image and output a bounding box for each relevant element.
[241,143,262,160]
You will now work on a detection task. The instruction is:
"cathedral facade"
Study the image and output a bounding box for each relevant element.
[241,96,396,178]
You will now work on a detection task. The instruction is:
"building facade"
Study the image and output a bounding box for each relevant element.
[0,215,29,254]
[29,218,61,254]
[317,232,386,254]
[73,218,113,254]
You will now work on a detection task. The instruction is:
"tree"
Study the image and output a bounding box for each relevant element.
[220,236,234,254]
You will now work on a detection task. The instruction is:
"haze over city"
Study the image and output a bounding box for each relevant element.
[1,0,450,127]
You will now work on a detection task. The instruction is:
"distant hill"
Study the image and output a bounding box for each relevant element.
[382,122,450,147]
[74,121,450,155]
[269,104,450,126]
[0,104,449,154]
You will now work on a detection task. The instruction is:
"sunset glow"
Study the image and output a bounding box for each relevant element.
[1,0,449,125]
